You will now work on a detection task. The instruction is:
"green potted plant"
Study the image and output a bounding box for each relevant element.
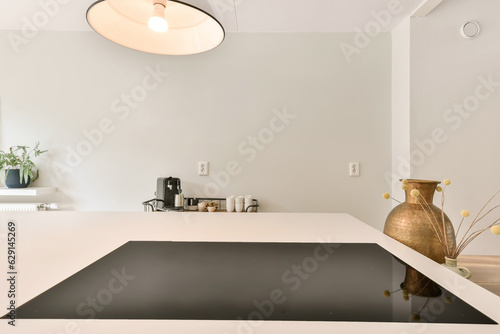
[0,142,47,188]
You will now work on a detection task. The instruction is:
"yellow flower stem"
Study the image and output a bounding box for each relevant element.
[455,217,465,239]
[390,196,402,204]
[469,204,500,227]
[455,228,488,257]
[420,195,447,248]
[440,188,450,256]
[419,194,442,233]
[469,189,500,230]
[415,197,447,253]
[455,189,500,256]
[454,218,500,257]
[455,230,483,257]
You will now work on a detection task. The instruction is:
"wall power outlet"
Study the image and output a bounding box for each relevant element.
[198,161,209,176]
[349,162,360,177]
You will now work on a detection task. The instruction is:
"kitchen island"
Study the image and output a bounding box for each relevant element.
[1,212,499,333]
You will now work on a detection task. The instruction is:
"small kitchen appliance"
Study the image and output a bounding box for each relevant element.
[155,177,182,210]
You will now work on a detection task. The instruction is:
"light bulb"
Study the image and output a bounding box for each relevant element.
[148,2,168,32]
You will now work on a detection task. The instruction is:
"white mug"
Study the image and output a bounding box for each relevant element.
[235,202,244,212]
[244,195,253,212]
[226,197,235,212]
[244,200,253,212]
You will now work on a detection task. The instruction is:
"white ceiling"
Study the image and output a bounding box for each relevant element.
[0,0,429,33]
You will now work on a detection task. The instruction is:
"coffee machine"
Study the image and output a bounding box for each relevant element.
[155,177,182,210]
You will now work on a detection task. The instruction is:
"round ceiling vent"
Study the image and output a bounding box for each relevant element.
[461,21,480,39]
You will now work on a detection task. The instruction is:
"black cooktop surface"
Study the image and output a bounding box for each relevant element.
[5,242,497,324]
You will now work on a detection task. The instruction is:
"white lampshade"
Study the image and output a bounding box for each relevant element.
[87,0,225,55]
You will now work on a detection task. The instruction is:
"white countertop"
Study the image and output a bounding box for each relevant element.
[1,211,499,333]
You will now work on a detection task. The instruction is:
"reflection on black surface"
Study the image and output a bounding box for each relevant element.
[383,273,469,323]
[4,242,497,324]
[401,265,442,297]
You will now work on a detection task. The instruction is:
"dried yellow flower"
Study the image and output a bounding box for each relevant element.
[410,189,420,198]
[402,289,409,296]
[411,313,421,322]
[491,225,500,235]
[383,290,391,297]
[401,184,409,190]
[443,179,451,185]
[403,295,409,301]
[383,193,390,200]
[461,210,470,217]
[402,179,409,185]
[436,186,442,192]
[444,297,453,304]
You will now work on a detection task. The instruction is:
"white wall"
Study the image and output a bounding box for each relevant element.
[410,0,500,254]
[0,31,392,230]
[391,17,411,201]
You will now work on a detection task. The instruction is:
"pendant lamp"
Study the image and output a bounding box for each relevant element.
[86,0,225,55]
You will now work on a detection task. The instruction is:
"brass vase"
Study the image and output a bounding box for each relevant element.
[384,179,456,297]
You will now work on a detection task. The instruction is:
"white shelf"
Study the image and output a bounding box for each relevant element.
[0,186,57,196]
